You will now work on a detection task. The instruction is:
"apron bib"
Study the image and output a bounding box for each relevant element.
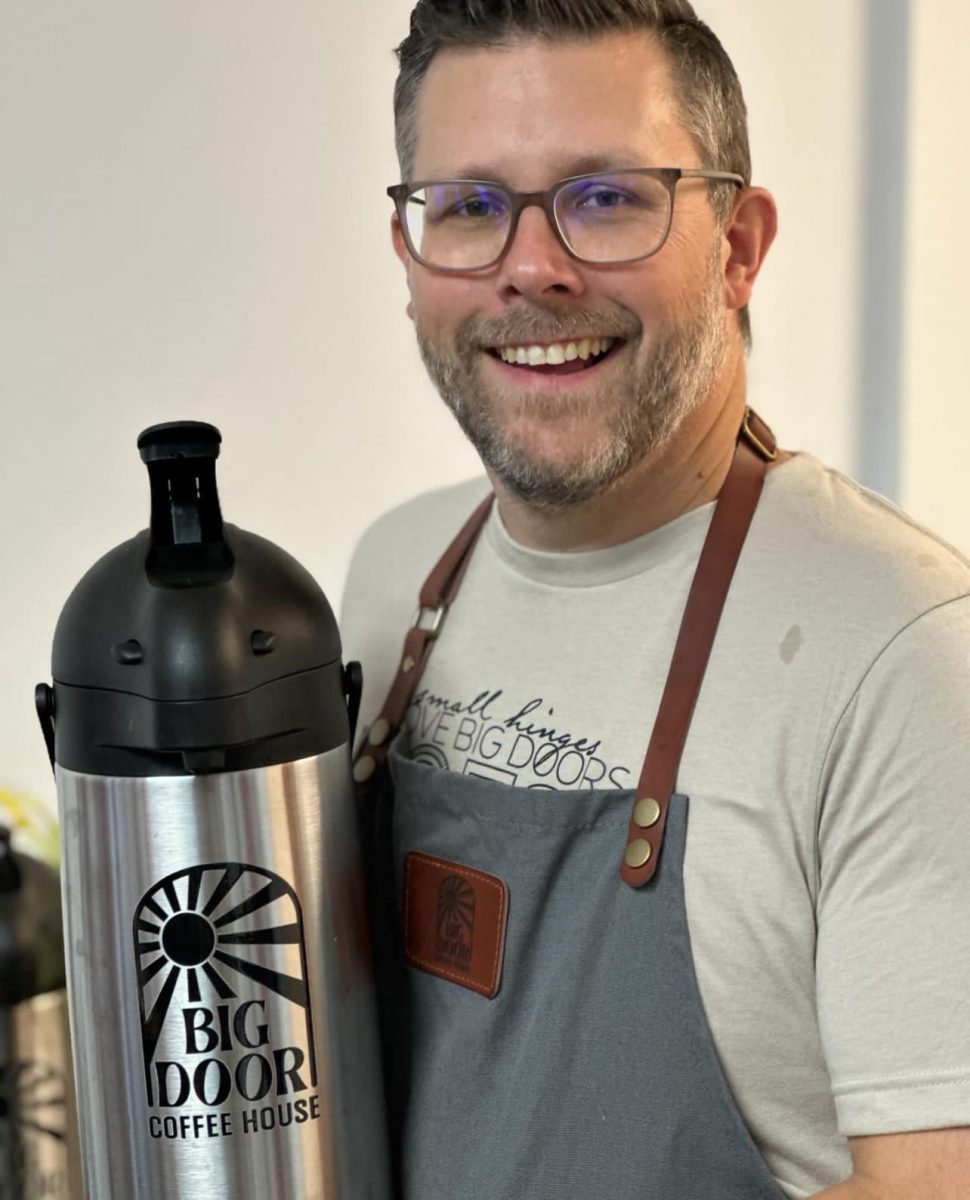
[356,411,787,1200]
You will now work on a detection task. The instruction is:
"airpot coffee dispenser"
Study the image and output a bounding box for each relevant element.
[0,826,81,1199]
[35,422,389,1199]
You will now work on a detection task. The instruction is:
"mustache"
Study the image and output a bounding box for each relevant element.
[456,305,643,351]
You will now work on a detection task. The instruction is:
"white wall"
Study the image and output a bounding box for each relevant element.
[900,0,970,551]
[1,0,938,810]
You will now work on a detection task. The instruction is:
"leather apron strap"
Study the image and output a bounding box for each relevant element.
[354,407,777,889]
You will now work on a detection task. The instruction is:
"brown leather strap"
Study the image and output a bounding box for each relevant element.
[620,414,774,886]
[353,494,494,787]
[356,410,776,892]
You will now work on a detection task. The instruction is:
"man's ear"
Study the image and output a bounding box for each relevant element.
[722,187,778,313]
[391,213,410,269]
[391,214,416,321]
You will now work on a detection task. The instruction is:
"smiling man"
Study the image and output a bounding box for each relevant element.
[341,3,970,1199]
[392,22,764,544]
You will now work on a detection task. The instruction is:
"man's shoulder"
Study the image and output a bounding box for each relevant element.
[347,476,492,584]
[340,477,492,733]
[761,453,970,619]
[340,477,491,637]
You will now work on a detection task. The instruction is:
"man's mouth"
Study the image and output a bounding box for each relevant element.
[486,337,620,376]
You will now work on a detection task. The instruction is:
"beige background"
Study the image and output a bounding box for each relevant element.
[0,1,965,806]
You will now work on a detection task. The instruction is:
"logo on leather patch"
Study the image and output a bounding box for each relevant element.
[404,853,508,999]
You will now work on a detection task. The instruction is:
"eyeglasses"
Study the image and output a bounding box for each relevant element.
[387,167,745,272]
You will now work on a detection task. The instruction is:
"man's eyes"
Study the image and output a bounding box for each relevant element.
[452,195,506,218]
[574,187,630,210]
[426,189,508,221]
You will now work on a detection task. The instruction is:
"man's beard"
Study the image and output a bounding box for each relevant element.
[415,247,728,511]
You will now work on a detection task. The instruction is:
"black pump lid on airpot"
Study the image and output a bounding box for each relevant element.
[46,422,352,776]
[0,827,65,1006]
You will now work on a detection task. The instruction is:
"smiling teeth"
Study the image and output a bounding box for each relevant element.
[497,337,614,365]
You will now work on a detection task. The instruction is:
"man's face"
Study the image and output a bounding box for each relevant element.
[394,32,734,509]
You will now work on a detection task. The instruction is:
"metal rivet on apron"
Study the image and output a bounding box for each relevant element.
[633,798,661,829]
[624,839,652,869]
[368,717,391,747]
[353,755,377,784]
[402,655,416,673]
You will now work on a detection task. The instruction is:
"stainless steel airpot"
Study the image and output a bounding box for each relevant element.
[35,422,389,1200]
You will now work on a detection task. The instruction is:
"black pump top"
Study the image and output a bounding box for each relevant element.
[0,827,65,1005]
[137,420,222,463]
[137,422,232,586]
[46,422,349,776]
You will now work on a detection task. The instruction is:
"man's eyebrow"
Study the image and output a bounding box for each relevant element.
[557,154,654,177]
[416,153,652,183]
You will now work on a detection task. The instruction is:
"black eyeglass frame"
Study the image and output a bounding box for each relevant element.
[387,167,746,272]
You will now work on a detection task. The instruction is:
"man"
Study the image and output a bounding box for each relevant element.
[340,3,970,1197]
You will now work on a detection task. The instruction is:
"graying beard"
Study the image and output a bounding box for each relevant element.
[417,261,725,511]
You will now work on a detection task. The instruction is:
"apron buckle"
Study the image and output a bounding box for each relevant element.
[412,603,448,639]
[741,408,778,462]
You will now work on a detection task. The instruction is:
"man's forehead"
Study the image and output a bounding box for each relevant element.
[411,32,693,183]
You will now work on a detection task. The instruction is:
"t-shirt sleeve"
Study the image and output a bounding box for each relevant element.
[815,594,970,1136]
[339,514,418,753]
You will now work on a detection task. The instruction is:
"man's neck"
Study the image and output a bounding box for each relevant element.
[491,367,756,553]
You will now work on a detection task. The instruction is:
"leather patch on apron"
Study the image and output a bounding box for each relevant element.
[404,852,509,999]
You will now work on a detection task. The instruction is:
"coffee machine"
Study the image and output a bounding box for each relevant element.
[0,826,81,1198]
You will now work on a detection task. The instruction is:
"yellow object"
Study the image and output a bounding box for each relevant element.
[0,786,60,867]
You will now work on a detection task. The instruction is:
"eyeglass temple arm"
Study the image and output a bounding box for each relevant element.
[679,169,745,186]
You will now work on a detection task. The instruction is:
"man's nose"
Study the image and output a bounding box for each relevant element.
[495,205,586,301]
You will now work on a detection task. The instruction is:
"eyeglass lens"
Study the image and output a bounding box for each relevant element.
[402,173,673,269]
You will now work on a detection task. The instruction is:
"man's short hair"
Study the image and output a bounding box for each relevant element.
[393,0,753,347]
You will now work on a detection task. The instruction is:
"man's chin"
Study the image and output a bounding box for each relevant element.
[472,431,635,510]
[474,372,610,423]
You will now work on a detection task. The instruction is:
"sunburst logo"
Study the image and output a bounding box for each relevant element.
[133,863,317,1110]
[435,874,476,972]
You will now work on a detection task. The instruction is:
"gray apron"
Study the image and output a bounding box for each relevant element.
[356,412,788,1200]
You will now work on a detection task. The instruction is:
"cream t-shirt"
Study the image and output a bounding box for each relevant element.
[339,453,970,1199]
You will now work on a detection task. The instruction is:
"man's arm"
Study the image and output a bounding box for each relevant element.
[813,597,970,1197]
[811,1129,970,1199]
